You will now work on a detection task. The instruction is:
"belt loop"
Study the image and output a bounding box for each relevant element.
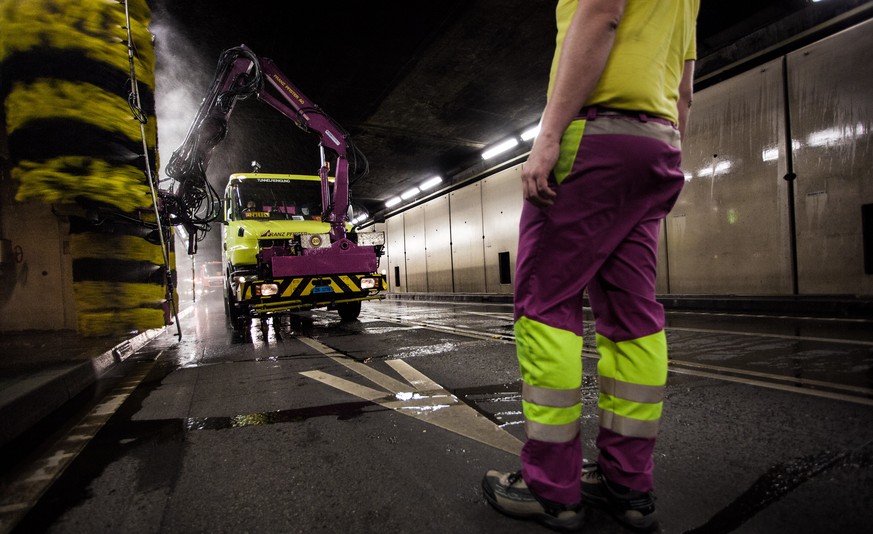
[586,107,598,121]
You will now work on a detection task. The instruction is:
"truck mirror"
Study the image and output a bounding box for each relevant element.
[348,202,370,226]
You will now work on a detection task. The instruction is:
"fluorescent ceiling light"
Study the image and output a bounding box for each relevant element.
[697,160,732,177]
[400,187,420,200]
[807,128,843,147]
[521,125,540,141]
[482,138,519,160]
[385,196,402,208]
[762,147,779,161]
[419,175,443,191]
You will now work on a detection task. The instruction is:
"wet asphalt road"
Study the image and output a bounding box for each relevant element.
[5,291,873,533]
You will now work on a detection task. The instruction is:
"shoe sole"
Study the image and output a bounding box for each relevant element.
[610,512,659,533]
[587,501,659,533]
[581,484,658,532]
[482,477,586,532]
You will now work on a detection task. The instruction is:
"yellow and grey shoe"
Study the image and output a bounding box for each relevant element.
[482,470,585,532]
[581,463,658,532]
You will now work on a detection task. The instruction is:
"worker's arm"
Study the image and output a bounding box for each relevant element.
[522,0,626,208]
[677,59,695,141]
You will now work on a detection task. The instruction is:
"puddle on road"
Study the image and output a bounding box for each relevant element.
[185,400,384,430]
[392,341,465,359]
[451,374,601,429]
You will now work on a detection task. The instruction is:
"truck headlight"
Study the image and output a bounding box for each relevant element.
[360,277,377,289]
[256,283,279,296]
[356,232,385,246]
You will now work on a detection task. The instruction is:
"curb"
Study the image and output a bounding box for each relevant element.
[0,327,165,449]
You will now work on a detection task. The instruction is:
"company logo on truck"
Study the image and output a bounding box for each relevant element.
[260,230,296,237]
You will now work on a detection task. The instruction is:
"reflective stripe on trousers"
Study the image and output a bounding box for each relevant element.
[596,331,667,440]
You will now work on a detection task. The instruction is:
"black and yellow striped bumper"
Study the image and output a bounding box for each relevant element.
[239,273,387,315]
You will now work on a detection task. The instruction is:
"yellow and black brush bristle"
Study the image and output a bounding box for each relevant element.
[1,0,176,336]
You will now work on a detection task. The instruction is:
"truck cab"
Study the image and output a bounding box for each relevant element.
[222,173,386,328]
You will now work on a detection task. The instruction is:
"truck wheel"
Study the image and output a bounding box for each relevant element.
[224,283,244,331]
[336,301,362,321]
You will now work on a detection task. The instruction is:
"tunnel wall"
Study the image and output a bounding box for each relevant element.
[384,18,873,298]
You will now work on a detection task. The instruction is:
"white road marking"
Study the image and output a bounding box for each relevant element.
[669,366,873,407]
[298,336,523,456]
[375,306,873,345]
[668,359,873,396]
[361,309,873,406]
[665,325,873,347]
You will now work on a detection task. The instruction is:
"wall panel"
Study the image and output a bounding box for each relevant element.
[372,222,388,282]
[788,19,873,295]
[403,205,428,292]
[669,57,792,294]
[450,184,486,292]
[656,220,669,293]
[0,202,73,330]
[424,195,453,292]
[385,215,406,293]
[482,166,523,293]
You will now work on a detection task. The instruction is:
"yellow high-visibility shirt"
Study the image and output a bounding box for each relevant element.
[548,0,699,124]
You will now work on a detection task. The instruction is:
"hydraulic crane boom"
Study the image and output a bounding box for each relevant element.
[164,45,385,328]
[166,44,363,247]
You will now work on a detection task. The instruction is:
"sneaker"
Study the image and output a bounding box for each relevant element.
[581,463,658,532]
[482,470,585,532]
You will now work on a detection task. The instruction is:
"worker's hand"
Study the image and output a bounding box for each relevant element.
[521,137,559,208]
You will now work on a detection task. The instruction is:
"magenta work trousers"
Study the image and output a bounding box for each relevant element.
[514,108,685,504]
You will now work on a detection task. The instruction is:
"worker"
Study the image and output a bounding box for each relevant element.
[482,0,699,531]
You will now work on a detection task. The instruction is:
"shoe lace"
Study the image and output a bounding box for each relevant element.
[583,462,605,483]
[515,472,582,516]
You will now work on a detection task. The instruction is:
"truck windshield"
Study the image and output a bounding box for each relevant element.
[229,179,327,221]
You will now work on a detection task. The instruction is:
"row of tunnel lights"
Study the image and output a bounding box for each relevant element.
[366,115,867,223]
[379,123,542,212]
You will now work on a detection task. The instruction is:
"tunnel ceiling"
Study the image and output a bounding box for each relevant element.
[147,0,871,219]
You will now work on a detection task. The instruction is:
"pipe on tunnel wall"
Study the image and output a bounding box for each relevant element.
[0,0,175,335]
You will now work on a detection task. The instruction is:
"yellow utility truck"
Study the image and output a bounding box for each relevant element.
[222,173,385,328]
[164,45,386,331]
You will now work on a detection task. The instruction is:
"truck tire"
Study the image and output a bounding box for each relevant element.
[224,282,244,332]
[336,300,362,321]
